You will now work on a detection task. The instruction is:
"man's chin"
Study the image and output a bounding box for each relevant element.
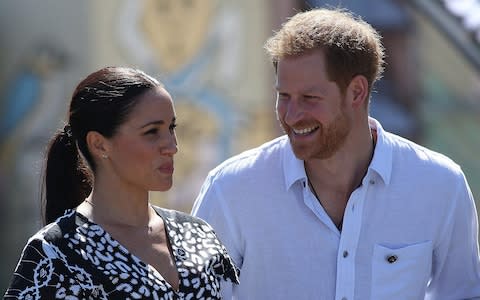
[290,144,313,161]
[290,143,336,161]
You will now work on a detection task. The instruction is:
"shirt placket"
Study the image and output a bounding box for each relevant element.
[335,173,373,300]
[302,180,340,233]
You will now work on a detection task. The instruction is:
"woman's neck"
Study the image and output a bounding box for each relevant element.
[81,180,153,228]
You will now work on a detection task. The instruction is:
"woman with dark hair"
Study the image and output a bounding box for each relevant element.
[4,66,239,299]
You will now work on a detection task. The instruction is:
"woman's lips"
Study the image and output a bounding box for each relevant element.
[158,163,174,174]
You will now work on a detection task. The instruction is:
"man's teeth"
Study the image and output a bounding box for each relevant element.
[293,126,318,135]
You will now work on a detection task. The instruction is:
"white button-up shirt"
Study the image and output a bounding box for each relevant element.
[192,118,480,300]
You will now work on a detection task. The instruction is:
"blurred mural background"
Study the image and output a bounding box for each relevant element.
[1,0,479,292]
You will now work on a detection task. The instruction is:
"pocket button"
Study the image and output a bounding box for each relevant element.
[386,255,398,263]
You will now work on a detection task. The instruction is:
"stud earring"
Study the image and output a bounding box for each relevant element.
[101,153,108,159]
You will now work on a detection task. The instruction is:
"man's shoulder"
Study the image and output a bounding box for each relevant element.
[386,131,463,176]
[210,135,288,175]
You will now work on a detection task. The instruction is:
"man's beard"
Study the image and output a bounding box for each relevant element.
[287,109,351,161]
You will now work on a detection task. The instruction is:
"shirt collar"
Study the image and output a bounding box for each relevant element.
[282,136,307,191]
[281,117,393,191]
[368,117,392,185]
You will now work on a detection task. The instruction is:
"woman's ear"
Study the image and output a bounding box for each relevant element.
[348,75,369,108]
[86,131,110,160]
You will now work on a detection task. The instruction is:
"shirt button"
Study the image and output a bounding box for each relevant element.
[386,255,398,263]
[369,179,375,185]
[341,297,347,300]
[343,251,348,258]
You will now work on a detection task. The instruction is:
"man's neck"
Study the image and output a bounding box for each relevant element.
[305,127,376,198]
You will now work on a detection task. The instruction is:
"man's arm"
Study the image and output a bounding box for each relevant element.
[428,172,480,299]
[192,173,242,299]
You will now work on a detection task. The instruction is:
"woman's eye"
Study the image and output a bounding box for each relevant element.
[169,124,177,132]
[145,128,158,135]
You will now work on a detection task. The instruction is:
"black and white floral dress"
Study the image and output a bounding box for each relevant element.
[4,207,239,299]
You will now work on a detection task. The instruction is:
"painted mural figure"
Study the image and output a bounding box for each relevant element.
[0,44,69,273]
[116,0,250,210]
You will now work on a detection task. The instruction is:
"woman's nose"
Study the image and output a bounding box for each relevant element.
[161,135,178,156]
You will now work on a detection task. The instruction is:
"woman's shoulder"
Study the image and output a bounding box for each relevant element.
[28,210,78,244]
[152,206,209,227]
[152,205,240,284]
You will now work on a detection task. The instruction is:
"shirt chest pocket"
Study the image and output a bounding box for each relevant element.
[371,241,432,300]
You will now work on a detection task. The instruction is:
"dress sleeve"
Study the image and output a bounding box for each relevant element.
[213,243,240,285]
[188,216,240,285]
[4,237,89,299]
[192,173,243,270]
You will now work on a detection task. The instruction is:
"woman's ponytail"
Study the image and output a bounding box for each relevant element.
[41,125,92,225]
